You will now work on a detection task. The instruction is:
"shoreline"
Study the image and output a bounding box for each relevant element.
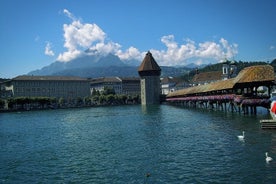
[0,102,141,113]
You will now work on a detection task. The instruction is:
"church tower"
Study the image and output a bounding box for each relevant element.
[222,60,238,80]
[138,51,161,105]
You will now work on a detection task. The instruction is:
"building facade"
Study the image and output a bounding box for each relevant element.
[161,77,190,95]
[138,51,161,105]
[89,77,140,95]
[222,60,238,80]
[121,77,141,95]
[192,60,238,86]
[1,75,90,99]
[90,77,123,94]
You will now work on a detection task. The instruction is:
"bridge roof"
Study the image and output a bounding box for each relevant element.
[233,65,274,83]
[167,65,274,97]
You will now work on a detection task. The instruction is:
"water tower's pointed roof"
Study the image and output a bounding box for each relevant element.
[138,51,161,76]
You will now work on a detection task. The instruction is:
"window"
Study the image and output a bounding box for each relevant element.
[223,67,227,74]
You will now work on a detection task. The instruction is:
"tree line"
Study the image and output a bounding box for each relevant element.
[0,87,140,111]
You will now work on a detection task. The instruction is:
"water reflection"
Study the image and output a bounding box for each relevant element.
[141,104,161,115]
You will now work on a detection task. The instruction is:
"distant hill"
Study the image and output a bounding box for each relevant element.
[28,51,273,79]
[199,61,269,73]
[28,53,191,78]
[28,53,127,76]
[270,58,276,71]
[184,63,207,69]
[36,65,190,78]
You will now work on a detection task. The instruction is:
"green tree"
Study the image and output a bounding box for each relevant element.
[92,88,100,96]
[38,97,50,107]
[99,95,106,104]
[106,94,115,104]
[0,99,5,109]
[92,95,99,104]
[132,94,140,104]
[59,97,65,106]
[116,94,127,104]
[76,97,83,105]
[50,97,57,104]
[7,98,15,109]
[102,86,115,95]
[84,96,91,105]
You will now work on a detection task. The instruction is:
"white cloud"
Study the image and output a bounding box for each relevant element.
[55,9,238,65]
[88,42,121,55]
[63,21,105,50]
[220,38,238,59]
[63,9,76,21]
[58,9,107,62]
[44,42,55,56]
[116,46,144,61]
[57,50,82,61]
[147,35,238,66]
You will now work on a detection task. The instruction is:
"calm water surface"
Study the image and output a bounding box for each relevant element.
[1,105,276,183]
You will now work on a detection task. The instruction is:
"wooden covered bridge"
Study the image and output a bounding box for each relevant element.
[166,65,275,114]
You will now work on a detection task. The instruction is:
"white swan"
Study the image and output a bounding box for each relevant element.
[237,131,245,141]
[266,152,273,163]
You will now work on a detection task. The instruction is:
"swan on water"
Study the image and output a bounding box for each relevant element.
[266,152,273,163]
[237,131,245,141]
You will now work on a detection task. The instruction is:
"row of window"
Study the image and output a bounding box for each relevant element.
[14,81,88,87]
[14,87,89,97]
[15,87,88,92]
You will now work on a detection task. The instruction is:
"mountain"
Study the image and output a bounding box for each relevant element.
[28,52,192,78]
[184,63,199,69]
[28,53,126,76]
[52,66,190,78]
[53,66,138,78]
[28,54,126,75]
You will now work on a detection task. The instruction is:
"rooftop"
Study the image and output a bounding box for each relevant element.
[90,77,122,84]
[192,71,222,83]
[167,65,275,97]
[138,51,161,76]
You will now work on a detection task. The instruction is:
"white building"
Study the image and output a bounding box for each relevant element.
[161,77,190,95]
[1,75,90,99]
[89,77,140,95]
[90,77,122,94]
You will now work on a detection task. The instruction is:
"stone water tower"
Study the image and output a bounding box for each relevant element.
[138,51,161,105]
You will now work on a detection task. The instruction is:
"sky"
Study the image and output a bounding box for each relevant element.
[1,0,276,78]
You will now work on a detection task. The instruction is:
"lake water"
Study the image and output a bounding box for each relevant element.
[1,105,276,183]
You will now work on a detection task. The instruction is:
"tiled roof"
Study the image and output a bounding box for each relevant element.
[120,77,139,80]
[167,65,275,97]
[13,75,88,81]
[161,77,174,84]
[192,71,222,83]
[161,77,187,84]
[233,65,274,83]
[138,51,161,76]
[120,77,140,82]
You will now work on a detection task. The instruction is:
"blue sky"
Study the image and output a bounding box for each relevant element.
[1,0,276,78]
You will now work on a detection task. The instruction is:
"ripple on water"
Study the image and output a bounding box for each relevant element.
[0,105,276,183]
